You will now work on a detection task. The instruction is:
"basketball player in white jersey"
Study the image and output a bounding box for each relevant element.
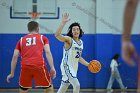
[55,13,89,93]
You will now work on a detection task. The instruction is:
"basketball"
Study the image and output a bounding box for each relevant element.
[88,60,101,73]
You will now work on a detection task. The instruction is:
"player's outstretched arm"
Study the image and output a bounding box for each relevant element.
[79,57,89,66]
[55,13,71,43]
[7,49,19,83]
[44,44,56,79]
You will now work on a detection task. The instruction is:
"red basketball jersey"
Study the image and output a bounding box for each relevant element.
[15,34,49,67]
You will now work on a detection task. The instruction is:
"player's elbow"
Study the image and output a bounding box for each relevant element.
[55,34,61,41]
[13,53,19,58]
[55,33,60,38]
[12,54,18,60]
[55,33,58,37]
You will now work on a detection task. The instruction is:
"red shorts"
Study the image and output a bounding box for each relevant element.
[19,65,52,88]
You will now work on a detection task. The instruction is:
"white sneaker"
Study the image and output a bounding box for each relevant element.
[107,89,113,93]
[122,87,127,92]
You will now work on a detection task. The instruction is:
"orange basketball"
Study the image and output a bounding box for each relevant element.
[88,60,101,73]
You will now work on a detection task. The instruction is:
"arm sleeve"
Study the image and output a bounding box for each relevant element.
[15,40,21,52]
[42,36,49,45]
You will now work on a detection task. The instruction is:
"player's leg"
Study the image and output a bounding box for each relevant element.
[44,85,54,93]
[35,85,54,93]
[107,74,115,91]
[20,87,29,93]
[20,89,28,93]
[115,69,125,89]
[57,81,70,93]
[57,75,70,93]
[69,77,80,93]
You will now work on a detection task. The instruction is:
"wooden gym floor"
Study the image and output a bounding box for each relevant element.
[0,89,138,93]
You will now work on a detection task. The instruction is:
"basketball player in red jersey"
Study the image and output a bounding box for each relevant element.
[6,21,56,93]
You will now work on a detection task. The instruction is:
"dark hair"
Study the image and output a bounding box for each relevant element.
[112,54,120,60]
[27,21,39,32]
[66,22,84,38]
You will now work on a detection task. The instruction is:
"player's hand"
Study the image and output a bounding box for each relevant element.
[122,41,138,66]
[6,74,14,83]
[50,67,56,79]
[62,13,70,24]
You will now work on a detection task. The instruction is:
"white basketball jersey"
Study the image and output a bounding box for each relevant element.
[60,39,83,79]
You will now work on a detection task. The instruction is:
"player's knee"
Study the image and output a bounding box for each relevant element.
[74,83,80,89]
[62,82,70,87]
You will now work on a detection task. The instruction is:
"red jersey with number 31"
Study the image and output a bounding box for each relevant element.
[15,34,49,67]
